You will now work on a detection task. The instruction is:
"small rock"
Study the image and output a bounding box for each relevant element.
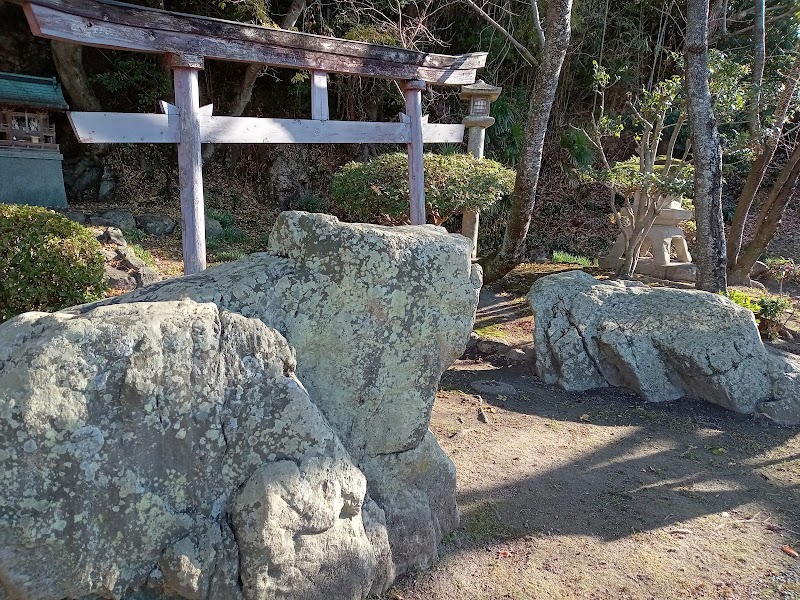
[134,267,161,288]
[476,337,510,355]
[470,380,517,396]
[97,168,116,202]
[206,218,224,239]
[104,265,136,291]
[465,331,479,351]
[751,260,768,279]
[102,209,136,232]
[97,227,127,247]
[503,348,528,362]
[62,210,86,224]
[100,249,117,261]
[116,246,146,271]
[72,166,102,197]
[89,215,112,227]
[137,214,176,237]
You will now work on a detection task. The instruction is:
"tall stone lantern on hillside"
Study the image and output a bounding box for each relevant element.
[460,80,501,259]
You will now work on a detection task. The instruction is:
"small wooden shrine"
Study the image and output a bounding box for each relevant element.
[0,71,68,207]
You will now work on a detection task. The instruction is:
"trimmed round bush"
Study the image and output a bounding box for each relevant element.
[0,204,106,323]
[331,152,515,225]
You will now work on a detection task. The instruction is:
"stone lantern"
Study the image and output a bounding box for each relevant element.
[460,80,501,259]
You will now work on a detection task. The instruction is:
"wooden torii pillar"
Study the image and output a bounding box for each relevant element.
[13,0,487,274]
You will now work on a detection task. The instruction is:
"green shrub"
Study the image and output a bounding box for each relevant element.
[0,204,106,323]
[758,296,791,321]
[721,289,760,314]
[331,152,515,226]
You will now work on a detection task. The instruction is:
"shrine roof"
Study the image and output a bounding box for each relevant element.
[0,72,69,111]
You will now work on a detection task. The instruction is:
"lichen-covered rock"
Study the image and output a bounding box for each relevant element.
[2,212,479,597]
[0,301,386,599]
[528,270,800,423]
[92,212,481,458]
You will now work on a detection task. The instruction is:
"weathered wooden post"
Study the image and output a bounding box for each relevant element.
[403,80,427,225]
[167,53,206,274]
[460,80,501,259]
[310,70,329,120]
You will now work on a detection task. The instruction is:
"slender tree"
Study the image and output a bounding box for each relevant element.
[685,0,727,292]
[726,40,800,281]
[478,0,574,282]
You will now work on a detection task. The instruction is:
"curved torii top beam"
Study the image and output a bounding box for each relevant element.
[13,0,487,85]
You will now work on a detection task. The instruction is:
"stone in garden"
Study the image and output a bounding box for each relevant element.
[88,214,112,227]
[103,264,136,290]
[528,270,800,423]
[97,226,127,247]
[61,210,86,224]
[102,209,136,232]
[751,260,768,279]
[0,301,388,600]
[137,213,177,237]
[97,167,116,202]
[134,266,161,288]
[0,212,481,598]
[470,379,517,395]
[116,245,147,270]
[205,217,224,239]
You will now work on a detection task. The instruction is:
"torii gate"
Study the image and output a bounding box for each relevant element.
[11,0,487,273]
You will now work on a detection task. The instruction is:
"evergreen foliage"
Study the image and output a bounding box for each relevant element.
[0,204,106,323]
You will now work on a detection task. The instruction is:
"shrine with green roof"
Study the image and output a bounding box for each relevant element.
[0,71,69,207]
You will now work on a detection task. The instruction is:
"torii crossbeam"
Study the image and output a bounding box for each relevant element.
[11,0,487,273]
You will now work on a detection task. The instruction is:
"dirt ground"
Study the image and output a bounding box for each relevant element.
[380,266,800,600]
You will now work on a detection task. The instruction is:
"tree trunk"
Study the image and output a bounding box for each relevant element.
[729,143,800,284]
[202,0,307,163]
[749,0,765,138]
[727,42,800,269]
[685,0,727,292]
[481,0,573,282]
[50,40,101,112]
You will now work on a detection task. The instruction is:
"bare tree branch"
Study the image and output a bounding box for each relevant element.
[462,0,539,67]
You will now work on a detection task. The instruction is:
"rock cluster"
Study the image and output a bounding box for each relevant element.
[528,270,800,424]
[0,212,481,599]
[96,226,161,291]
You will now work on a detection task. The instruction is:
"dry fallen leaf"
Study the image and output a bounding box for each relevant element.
[497,549,514,558]
[579,414,591,422]
[781,545,799,558]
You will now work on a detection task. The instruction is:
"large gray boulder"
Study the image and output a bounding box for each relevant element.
[88,212,481,458]
[0,301,386,599]
[528,270,800,423]
[1,212,481,598]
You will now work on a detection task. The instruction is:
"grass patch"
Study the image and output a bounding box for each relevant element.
[214,249,245,263]
[552,250,597,267]
[207,227,247,250]
[474,322,510,340]
[122,228,144,244]
[130,243,156,268]
[463,502,513,542]
[205,207,235,229]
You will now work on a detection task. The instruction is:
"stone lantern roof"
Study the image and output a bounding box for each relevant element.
[459,79,502,102]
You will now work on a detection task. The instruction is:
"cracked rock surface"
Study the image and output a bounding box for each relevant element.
[0,212,481,599]
[528,270,800,424]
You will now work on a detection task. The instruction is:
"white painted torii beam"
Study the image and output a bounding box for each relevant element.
[12,0,487,273]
